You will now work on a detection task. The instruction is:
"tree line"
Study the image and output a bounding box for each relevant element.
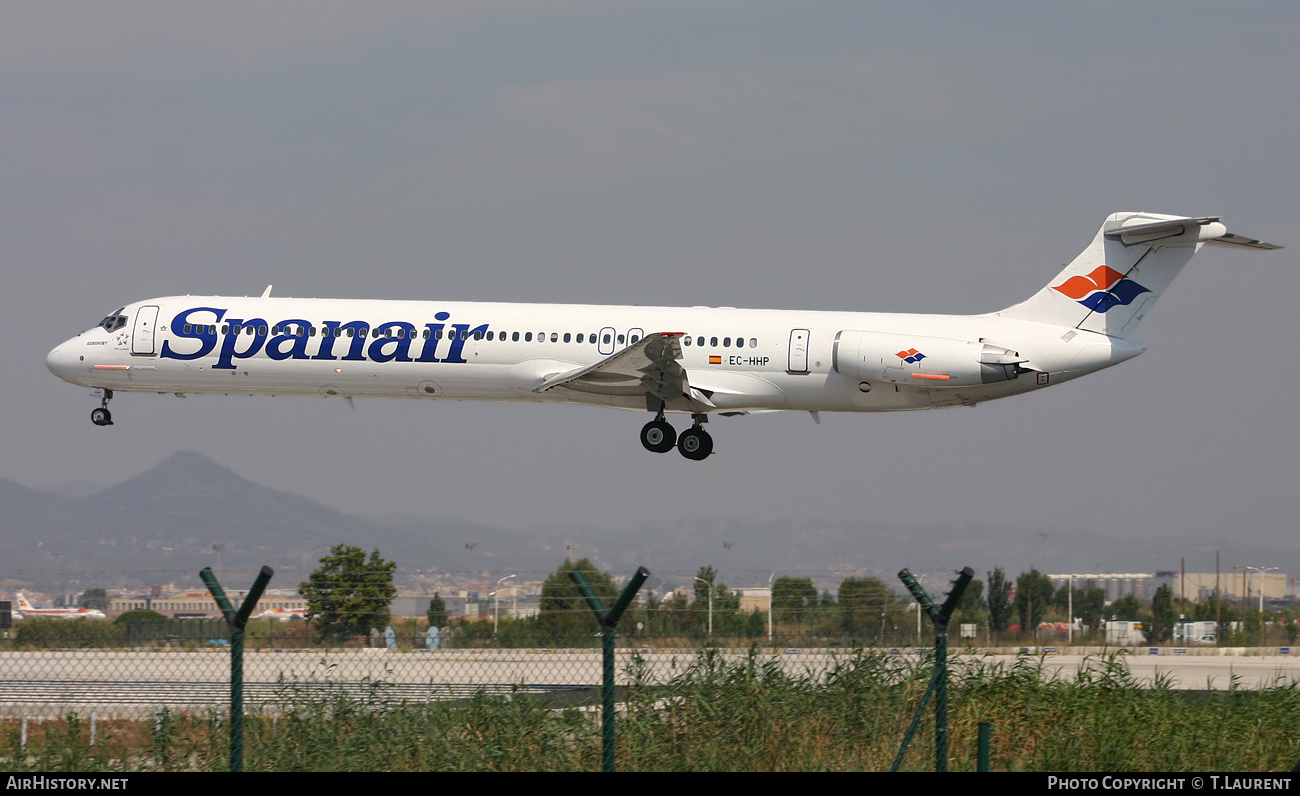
[40,545,1295,649]
[289,547,1300,647]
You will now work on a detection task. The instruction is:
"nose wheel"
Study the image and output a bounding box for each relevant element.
[91,390,114,426]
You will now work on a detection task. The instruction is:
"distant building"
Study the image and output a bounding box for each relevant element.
[108,589,307,619]
[1049,571,1292,604]
[736,588,771,614]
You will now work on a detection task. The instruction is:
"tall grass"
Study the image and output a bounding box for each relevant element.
[3,651,1297,771]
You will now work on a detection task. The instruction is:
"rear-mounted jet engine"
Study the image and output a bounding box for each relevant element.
[832,330,1030,387]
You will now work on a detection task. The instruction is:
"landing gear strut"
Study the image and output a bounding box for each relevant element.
[640,413,677,453]
[676,415,713,461]
[91,389,114,427]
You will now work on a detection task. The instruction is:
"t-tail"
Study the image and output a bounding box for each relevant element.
[994,212,1280,338]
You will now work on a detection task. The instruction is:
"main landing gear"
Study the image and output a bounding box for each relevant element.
[91,389,114,427]
[640,413,713,460]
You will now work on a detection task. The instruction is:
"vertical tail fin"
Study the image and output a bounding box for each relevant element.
[994,212,1279,338]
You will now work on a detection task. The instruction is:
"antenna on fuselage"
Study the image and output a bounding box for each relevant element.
[260,285,272,298]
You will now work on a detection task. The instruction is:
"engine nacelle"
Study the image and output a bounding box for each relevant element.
[833,330,1027,388]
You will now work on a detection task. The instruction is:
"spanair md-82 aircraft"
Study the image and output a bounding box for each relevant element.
[47,213,1279,460]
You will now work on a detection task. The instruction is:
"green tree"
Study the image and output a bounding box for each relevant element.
[1050,583,1105,632]
[79,588,109,610]
[987,567,1014,633]
[838,577,897,637]
[1015,569,1056,633]
[1148,583,1175,644]
[113,609,167,624]
[1108,593,1142,620]
[426,592,448,629]
[772,576,819,624]
[299,545,397,642]
[537,558,617,640]
[957,578,985,614]
[692,565,740,633]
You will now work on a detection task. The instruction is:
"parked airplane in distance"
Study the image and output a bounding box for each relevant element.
[255,607,310,622]
[16,592,107,620]
[47,212,1279,460]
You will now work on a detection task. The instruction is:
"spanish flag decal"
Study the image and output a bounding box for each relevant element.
[709,355,722,364]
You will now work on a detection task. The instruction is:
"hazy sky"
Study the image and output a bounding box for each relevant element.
[7,2,1299,566]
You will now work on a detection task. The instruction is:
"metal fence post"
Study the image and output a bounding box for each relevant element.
[897,566,974,772]
[977,722,992,772]
[570,565,650,772]
[201,565,274,772]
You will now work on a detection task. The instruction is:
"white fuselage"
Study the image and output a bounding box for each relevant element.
[46,295,1143,414]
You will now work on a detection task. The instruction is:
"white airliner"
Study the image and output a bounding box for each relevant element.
[47,213,1279,460]
[255,607,310,621]
[15,592,108,620]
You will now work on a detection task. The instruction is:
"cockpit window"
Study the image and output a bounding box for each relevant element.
[98,308,127,333]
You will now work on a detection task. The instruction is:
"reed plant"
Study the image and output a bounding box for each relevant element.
[3,650,1297,771]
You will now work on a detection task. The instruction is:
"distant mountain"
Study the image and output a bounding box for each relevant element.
[5,452,1297,595]
[0,452,550,589]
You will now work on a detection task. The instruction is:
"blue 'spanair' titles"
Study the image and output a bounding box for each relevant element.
[160,307,488,368]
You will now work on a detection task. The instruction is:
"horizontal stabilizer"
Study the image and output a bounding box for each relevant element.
[996,212,1281,338]
[1103,216,1223,246]
[1204,232,1283,251]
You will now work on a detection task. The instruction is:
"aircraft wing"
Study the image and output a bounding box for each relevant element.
[533,332,715,413]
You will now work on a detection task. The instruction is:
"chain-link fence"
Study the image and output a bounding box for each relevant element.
[5,562,1300,772]
[5,622,1300,771]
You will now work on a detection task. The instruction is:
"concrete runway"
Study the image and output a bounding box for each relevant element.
[2,648,1298,719]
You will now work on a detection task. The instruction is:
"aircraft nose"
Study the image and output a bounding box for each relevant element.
[46,341,80,381]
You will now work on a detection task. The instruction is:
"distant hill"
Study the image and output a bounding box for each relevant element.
[2,452,551,589]
[6,451,1298,595]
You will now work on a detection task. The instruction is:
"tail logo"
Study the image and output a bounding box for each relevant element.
[1052,266,1150,313]
[896,348,926,364]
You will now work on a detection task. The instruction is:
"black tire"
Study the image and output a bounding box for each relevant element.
[677,427,714,460]
[640,420,677,453]
[91,407,113,426]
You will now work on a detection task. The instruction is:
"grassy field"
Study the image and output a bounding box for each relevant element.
[4,651,1299,772]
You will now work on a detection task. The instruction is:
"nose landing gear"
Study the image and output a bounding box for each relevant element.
[91,389,114,427]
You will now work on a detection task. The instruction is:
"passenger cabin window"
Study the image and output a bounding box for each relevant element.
[683,336,692,346]
[709,337,718,347]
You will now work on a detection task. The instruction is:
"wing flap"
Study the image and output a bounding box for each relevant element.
[534,332,713,412]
